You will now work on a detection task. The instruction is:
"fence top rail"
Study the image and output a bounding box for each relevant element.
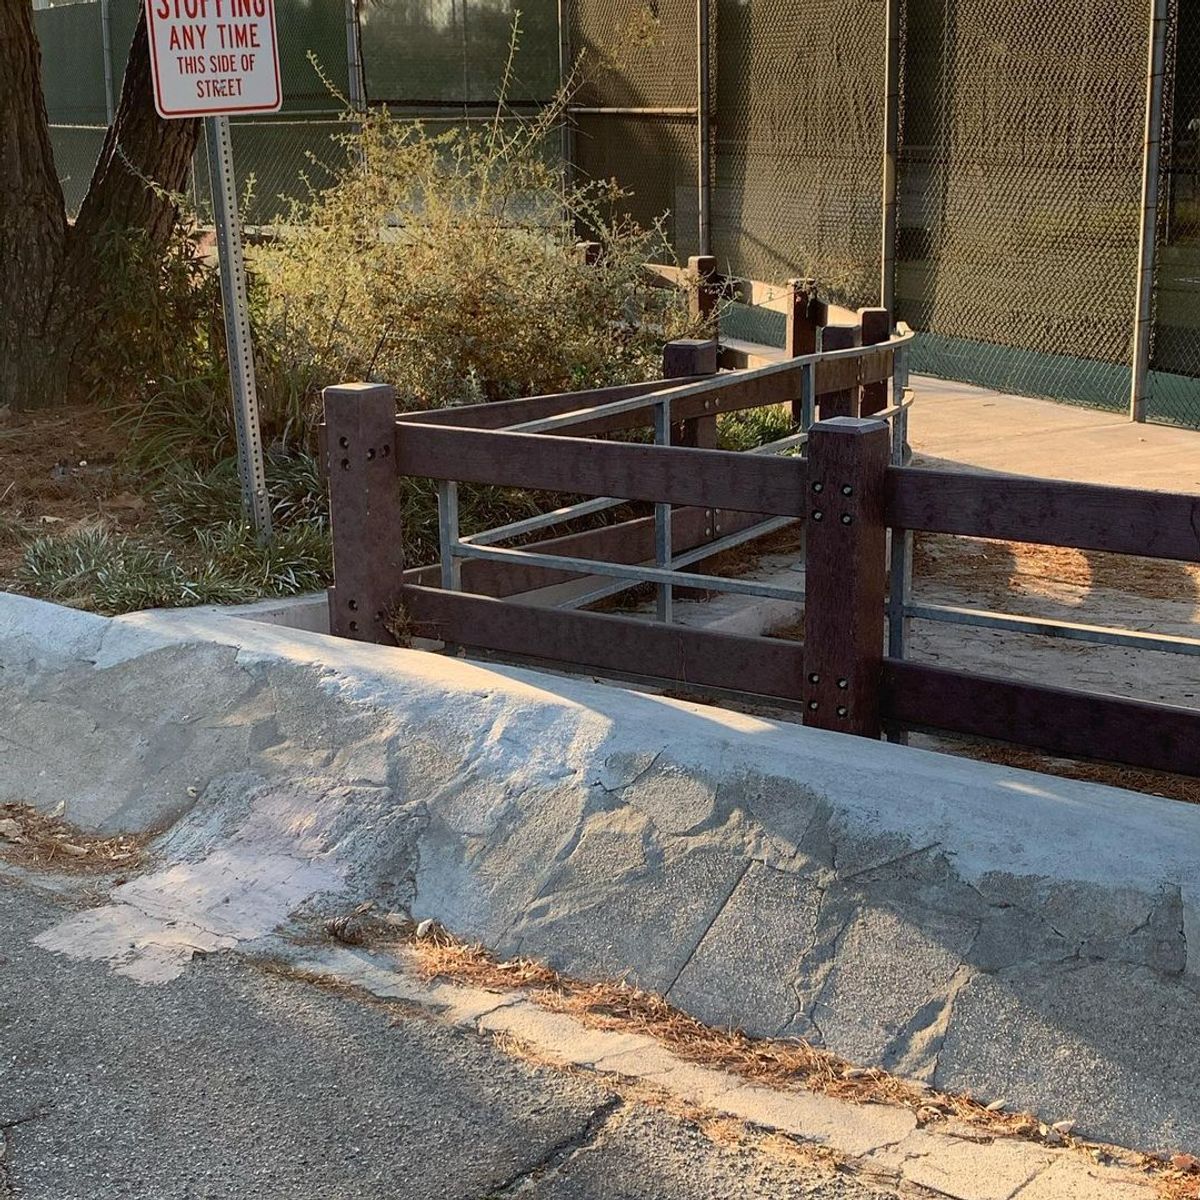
[887,464,1200,563]
[505,330,915,435]
[392,421,810,514]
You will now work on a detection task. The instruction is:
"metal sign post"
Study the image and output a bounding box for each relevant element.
[205,116,272,537]
[143,0,283,539]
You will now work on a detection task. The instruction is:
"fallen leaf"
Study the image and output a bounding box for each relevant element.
[58,844,89,857]
[0,818,23,840]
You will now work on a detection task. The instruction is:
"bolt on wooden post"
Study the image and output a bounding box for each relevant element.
[323,383,405,644]
[802,417,890,739]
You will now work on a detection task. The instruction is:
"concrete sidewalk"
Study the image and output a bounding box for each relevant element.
[908,375,1200,492]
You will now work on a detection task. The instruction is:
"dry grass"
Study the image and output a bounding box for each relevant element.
[0,802,150,875]
[941,739,1200,806]
[259,917,1192,1197]
[412,933,1074,1138]
[408,930,1197,1196]
[914,533,1200,608]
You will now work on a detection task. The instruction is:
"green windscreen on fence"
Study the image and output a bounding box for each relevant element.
[896,0,1146,413]
[712,0,883,308]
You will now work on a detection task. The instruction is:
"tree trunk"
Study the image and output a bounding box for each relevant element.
[0,3,200,410]
[0,0,70,409]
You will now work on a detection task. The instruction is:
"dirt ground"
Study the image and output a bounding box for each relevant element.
[0,402,154,586]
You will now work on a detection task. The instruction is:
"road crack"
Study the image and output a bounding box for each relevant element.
[484,1095,624,1196]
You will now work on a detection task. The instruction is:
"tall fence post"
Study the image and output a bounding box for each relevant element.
[688,255,720,333]
[1130,0,1169,423]
[858,306,891,415]
[323,383,405,644]
[664,337,719,447]
[344,0,367,112]
[99,0,115,124]
[802,417,890,739]
[817,324,859,418]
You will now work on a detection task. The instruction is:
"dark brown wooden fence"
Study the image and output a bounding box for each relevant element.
[322,336,1200,782]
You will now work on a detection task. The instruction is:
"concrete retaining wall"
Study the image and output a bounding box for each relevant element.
[1,592,1196,1152]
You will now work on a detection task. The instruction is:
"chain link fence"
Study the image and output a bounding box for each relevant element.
[568,0,1200,429]
[1150,0,1200,424]
[896,0,1145,413]
[33,0,1200,428]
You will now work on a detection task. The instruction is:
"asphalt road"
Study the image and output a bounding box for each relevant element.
[0,875,892,1200]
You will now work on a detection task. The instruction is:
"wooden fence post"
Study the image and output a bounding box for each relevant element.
[785,278,825,424]
[687,255,720,333]
[575,240,602,265]
[323,383,404,644]
[858,307,891,416]
[664,337,719,448]
[802,417,890,739]
[817,323,859,418]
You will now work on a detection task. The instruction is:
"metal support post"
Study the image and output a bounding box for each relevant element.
[654,397,674,622]
[438,481,462,592]
[205,116,272,539]
[100,0,115,124]
[696,0,712,255]
[880,0,899,313]
[344,0,367,112]
[1131,0,1169,422]
[886,342,912,744]
[799,362,816,432]
[558,0,575,199]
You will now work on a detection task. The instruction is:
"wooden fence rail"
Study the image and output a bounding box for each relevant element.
[322,329,1200,784]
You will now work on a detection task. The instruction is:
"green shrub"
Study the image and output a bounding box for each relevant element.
[16,522,330,615]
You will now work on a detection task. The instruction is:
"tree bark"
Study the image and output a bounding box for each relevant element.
[0,3,201,410]
[0,0,70,409]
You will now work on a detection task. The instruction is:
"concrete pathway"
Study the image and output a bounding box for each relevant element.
[0,869,1161,1200]
[908,375,1200,492]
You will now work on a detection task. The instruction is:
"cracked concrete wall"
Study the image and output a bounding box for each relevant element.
[2,593,1198,1153]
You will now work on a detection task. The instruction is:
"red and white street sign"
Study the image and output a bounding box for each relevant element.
[145,0,282,118]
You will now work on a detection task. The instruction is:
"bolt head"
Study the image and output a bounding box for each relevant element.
[841,514,852,525]
[813,510,824,521]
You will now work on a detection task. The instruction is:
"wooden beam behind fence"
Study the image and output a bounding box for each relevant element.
[400,585,805,701]
[817,325,860,419]
[858,308,891,416]
[665,337,720,448]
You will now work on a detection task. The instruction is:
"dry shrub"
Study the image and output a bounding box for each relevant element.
[255,41,701,412]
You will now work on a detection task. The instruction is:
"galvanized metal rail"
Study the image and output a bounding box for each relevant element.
[435,332,915,624]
